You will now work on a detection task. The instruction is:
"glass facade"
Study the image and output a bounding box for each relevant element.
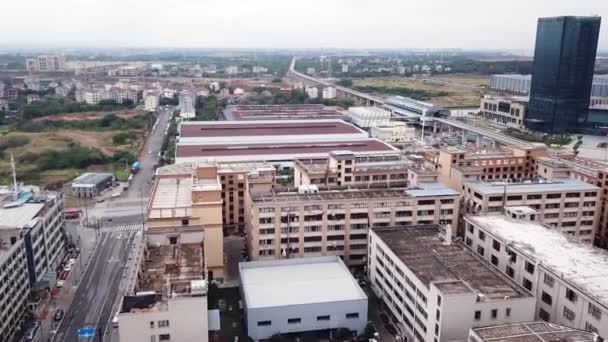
[526,16,601,133]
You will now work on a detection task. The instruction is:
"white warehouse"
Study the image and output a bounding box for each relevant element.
[347,107,391,129]
[239,256,368,341]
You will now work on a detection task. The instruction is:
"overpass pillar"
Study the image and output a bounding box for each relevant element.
[476,134,481,148]
[433,121,439,134]
[448,126,453,137]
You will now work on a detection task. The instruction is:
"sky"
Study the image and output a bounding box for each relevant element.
[1,0,607,51]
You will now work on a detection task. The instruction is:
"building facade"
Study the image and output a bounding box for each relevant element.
[347,107,391,129]
[527,16,602,132]
[479,96,528,130]
[371,122,417,143]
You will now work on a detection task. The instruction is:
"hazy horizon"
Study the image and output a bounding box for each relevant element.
[1,0,607,51]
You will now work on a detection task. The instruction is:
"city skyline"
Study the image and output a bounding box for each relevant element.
[1,0,607,50]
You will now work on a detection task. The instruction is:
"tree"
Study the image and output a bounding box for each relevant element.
[100,114,119,127]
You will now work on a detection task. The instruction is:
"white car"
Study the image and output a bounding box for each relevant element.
[111,192,120,198]
[67,258,76,266]
[56,280,65,288]
[63,264,72,272]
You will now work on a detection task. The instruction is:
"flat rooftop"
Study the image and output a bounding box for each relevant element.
[179,120,362,138]
[148,177,193,219]
[138,243,205,292]
[239,256,367,309]
[72,172,114,187]
[472,322,596,342]
[225,104,343,121]
[176,139,398,159]
[372,226,529,300]
[464,178,599,195]
[251,182,459,204]
[467,215,608,307]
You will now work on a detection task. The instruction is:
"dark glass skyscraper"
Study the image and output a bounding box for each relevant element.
[526,16,601,133]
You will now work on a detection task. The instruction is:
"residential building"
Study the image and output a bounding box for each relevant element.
[113,65,145,77]
[322,87,336,99]
[0,81,4,98]
[223,104,342,121]
[145,92,160,112]
[341,64,349,73]
[245,182,459,267]
[26,55,65,72]
[462,178,600,243]
[527,16,602,132]
[306,87,319,99]
[347,107,391,129]
[306,67,315,75]
[0,227,29,342]
[479,96,528,130]
[240,256,367,342]
[147,163,224,279]
[464,214,608,337]
[368,225,535,342]
[469,322,600,342]
[225,66,239,75]
[6,88,19,100]
[71,173,115,198]
[371,122,417,143]
[118,233,209,342]
[252,66,268,73]
[55,85,72,97]
[179,90,196,119]
[0,99,9,112]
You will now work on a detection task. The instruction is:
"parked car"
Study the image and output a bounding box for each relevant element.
[53,309,64,322]
[56,280,65,288]
[63,264,72,272]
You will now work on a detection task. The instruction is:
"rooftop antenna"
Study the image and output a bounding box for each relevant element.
[10,153,18,201]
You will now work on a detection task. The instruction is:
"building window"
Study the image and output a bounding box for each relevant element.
[506,266,514,278]
[158,320,169,328]
[159,334,170,342]
[346,313,359,319]
[317,315,330,321]
[478,231,486,241]
[491,255,499,266]
[506,308,511,317]
[543,274,554,287]
[563,307,576,321]
[477,246,485,256]
[474,311,481,321]
[257,321,272,326]
[565,288,578,303]
[437,295,442,306]
[287,318,301,324]
[525,261,535,274]
[541,292,553,306]
[523,278,533,291]
[588,303,602,320]
[539,308,550,321]
[181,219,189,226]
[492,240,501,251]
[585,322,599,334]
[150,321,155,328]
[491,309,498,319]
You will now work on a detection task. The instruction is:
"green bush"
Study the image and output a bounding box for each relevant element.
[112,131,138,145]
[32,147,108,170]
[0,135,30,151]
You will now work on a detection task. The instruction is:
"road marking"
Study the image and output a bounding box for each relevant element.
[98,223,144,233]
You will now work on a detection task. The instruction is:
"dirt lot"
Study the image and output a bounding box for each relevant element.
[353,74,490,107]
[33,110,140,122]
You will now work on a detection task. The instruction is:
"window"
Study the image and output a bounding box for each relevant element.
[346,313,359,319]
[317,315,330,321]
[525,261,535,274]
[539,308,550,321]
[588,303,602,320]
[491,309,498,319]
[257,321,272,326]
[491,255,499,266]
[506,266,514,278]
[478,231,486,241]
[492,240,501,251]
[437,295,442,306]
[565,288,578,303]
[474,311,481,321]
[563,307,576,321]
[543,274,555,287]
[181,219,189,226]
[505,308,511,317]
[585,322,599,334]
[159,335,170,342]
[150,321,155,328]
[158,320,169,328]
[541,292,553,306]
[287,318,301,324]
[477,245,485,256]
[523,278,533,291]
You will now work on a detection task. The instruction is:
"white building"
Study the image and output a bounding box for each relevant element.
[233,88,245,96]
[469,322,600,342]
[322,87,337,99]
[341,64,349,73]
[306,67,316,75]
[179,91,196,119]
[25,55,65,72]
[371,121,416,143]
[145,92,160,112]
[347,107,391,129]
[383,96,448,123]
[464,213,608,337]
[252,66,268,73]
[239,256,368,341]
[225,66,239,75]
[306,87,319,99]
[368,225,536,342]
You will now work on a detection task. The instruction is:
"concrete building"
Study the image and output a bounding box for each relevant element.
[384,96,449,124]
[26,55,65,72]
[469,322,600,342]
[239,256,367,341]
[147,163,224,279]
[322,87,336,99]
[462,178,600,243]
[479,96,528,130]
[0,99,8,111]
[368,225,535,342]
[371,122,417,143]
[245,182,459,267]
[489,75,532,95]
[71,172,115,198]
[464,214,608,337]
[223,104,343,121]
[341,64,349,73]
[179,90,196,119]
[145,92,160,112]
[306,87,319,99]
[225,66,239,75]
[156,162,275,234]
[114,64,145,77]
[347,107,391,129]
[118,234,209,342]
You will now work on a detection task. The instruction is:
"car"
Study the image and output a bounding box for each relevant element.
[63,264,72,272]
[111,192,120,198]
[379,313,389,325]
[384,324,397,335]
[53,309,64,322]
[148,150,152,154]
[96,198,105,203]
[67,258,76,266]
[56,280,65,288]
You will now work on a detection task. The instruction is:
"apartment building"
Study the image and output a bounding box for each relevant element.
[478,96,528,130]
[368,225,535,342]
[245,182,459,267]
[147,163,224,279]
[371,121,417,143]
[469,322,599,342]
[462,178,600,243]
[156,162,275,234]
[26,55,65,72]
[179,90,196,119]
[0,233,30,342]
[463,214,608,337]
[118,234,209,342]
[145,92,160,112]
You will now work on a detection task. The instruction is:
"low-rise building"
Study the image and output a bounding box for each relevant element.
[347,107,391,129]
[322,87,336,99]
[371,121,417,143]
[306,87,319,99]
[71,172,115,198]
[145,92,160,112]
[179,90,196,119]
[479,95,528,130]
[469,322,600,342]
[462,178,600,243]
[464,214,608,337]
[368,225,535,342]
[245,182,459,267]
[239,256,367,341]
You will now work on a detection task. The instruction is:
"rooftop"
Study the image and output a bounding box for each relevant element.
[179,120,362,138]
[467,215,608,307]
[148,177,193,219]
[372,225,529,300]
[251,182,458,204]
[471,322,596,342]
[464,178,599,195]
[239,256,367,309]
[72,172,114,187]
[224,104,343,121]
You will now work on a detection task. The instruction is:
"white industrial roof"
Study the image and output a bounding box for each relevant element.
[240,256,367,309]
[468,215,608,307]
[0,203,45,229]
[148,177,192,219]
[465,178,599,195]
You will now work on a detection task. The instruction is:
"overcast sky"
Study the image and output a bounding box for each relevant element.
[1,0,607,50]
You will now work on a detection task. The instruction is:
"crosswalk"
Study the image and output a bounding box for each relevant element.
[98,223,144,233]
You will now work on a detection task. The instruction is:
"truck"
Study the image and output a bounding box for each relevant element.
[131,161,141,174]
